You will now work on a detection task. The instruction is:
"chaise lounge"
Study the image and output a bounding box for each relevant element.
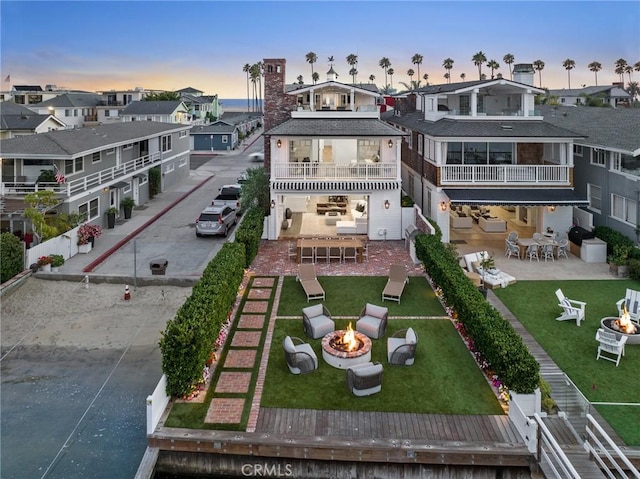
[297,263,325,302]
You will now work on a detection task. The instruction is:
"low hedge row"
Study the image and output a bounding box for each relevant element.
[159,206,266,397]
[594,225,636,256]
[415,233,540,394]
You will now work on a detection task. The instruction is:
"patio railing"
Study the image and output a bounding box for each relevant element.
[440,164,570,186]
[272,162,397,180]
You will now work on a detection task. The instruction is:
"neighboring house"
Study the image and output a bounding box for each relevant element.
[0,122,191,234]
[120,100,191,124]
[382,64,588,243]
[1,85,60,105]
[28,92,102,128]
[191,122,239,151]
[220,112,262,138]
[96,87,150,124]
[0,102,66,139]
[263,58,406,241]
[539,104,640,240]
[547,84,631,107]
[177,87,223,122]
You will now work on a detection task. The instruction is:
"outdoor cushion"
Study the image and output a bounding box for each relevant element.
[304,303,323,318]
[406,327,417,344]
[365,303,387,319]
[283,336,296,353]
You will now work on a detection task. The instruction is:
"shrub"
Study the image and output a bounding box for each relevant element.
[594,225,634,255]
[629,258,640,281]
[234,206,265,268]
[149,167,161,198]
[0,233,24,283]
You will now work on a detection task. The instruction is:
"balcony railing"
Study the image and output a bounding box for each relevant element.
[272,162,397,180]
[1,152,162,197]
[440,164,570,186]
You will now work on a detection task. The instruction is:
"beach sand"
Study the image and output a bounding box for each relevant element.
[1,278,191,351]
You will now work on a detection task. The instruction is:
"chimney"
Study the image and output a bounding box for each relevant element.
[513,64,535,86]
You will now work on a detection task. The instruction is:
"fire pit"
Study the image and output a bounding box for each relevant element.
[321,323,372,369]
[601,308,640,345]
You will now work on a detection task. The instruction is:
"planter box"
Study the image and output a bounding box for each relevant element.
[510,388,541,416]
[78,243,92,254]
[609,263,630,278]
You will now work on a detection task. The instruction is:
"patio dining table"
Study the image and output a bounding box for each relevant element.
[296,238,364,263]
[517,237,558,259]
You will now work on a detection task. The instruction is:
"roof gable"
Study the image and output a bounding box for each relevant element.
[286,80,381,98]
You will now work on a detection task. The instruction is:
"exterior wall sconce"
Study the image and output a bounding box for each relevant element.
[270,199,276,209]
[388,139,393,148]
[548,205,556,212]
[439,201,448,212]
[384,199,390,209]
[102,187,109,193]
[276,139,282,148]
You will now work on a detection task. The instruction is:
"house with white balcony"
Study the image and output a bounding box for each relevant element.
[262,58,406,241]
[96,87,151,124]
[28,92,102,129]
[0,122,191,234]
[120,100,191,124]
[382,64,588,243]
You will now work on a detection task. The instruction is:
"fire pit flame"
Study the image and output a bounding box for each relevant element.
[337,322,359,352]
[613,305,638,335]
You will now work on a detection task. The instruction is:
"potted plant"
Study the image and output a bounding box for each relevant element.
[120,197,135,220]
[106,207,118,229]
[37,255,53,272]
[77,223,102,253]
[608,244,631,278]
[478,251,496,298]
[50,254,64,272]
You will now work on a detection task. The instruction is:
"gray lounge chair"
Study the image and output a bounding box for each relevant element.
[346,361,383,396]
[387,327,418,366]
[283,336,318,374]
[302,303,335,339]
[296,263,325,302]
[356,303,388,339]
[382,264,408,303]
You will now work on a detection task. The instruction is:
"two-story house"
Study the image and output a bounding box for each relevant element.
[539,104,640,241]
[28,92,102,128]
[177,87,222,122]
[262,58,406,241]
[382,64,588,243]
[96,87,152,124]
[0,122,191,234]
[547,84,632,107]
[0,102,66,139]
[120,100,190,124]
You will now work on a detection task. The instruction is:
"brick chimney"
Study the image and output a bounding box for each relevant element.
[263,58,297,172]
[394,93,416,116]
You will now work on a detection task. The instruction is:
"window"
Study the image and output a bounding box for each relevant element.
[164,163,174,174]
[446,142,462,164]
[178,157,187,168]
[611,194,637,225]
[106,148,115,155]
[65,157,84,175]
[138,174,148,185]
[591,148,606,166]
[92,152,101,164]
[65,109,72,117]
[123,143,133,150]
[488,143,513,164]
[464,142,488,164]
[105,110,111,117]
[221,135,228,144]
[78,198,99,221]
[357,139,379,162]
[122,182,131,194]
[179,130,187,138]
[459,95,470,115]
[573,144,583,156]
[407,132,413,150]
[417,134,423,156]
[161,135,172,152]
[587,183,602,212]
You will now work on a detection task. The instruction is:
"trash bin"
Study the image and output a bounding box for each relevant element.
[150,259,168,275]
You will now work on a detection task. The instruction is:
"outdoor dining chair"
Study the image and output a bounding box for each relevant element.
[505,239,521,259]
[525,243,539,262]
[541,243,555,262]
[556,239,569,259]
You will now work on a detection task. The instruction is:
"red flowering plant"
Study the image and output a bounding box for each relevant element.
[37,255,53,266]
[77,223,102,245]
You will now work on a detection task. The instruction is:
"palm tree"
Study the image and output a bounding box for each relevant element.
[407,68,415,86]
[533,59,545,88]
[346,54,358,83]
[444,73,450,83]
[588,61,602,86]
[379,57,391,91]
[296,75,304,85]
[472,51,487,80]
[412,53,424,86]
[255,61,263,113]
[305,52,317,79]
[460,72,466,81]
[312,72,319,84]
[242,63,251,112]
[249,63,261,112]
[562,59,575,89]
[387,68,395,90]
[635,61,640,76]
[614,58,628,83]
[503,53,515,80]
[442,58,454,83]
[487,59,500,79]
[422,73,429,86]
[627,81,638,106]
[369,74,375,84]
[625,65,633,83]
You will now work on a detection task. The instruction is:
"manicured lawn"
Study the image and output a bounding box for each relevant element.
[262,317,504,415]
[493,279,640,446]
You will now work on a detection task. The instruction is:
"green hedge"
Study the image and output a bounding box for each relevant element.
[415,234,540,393]
[159,242,246,397]
[1,233,24,283]
[594,225,637,257]
[234,206,265,268]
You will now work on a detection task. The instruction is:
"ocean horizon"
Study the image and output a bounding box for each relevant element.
[220,98,263,111]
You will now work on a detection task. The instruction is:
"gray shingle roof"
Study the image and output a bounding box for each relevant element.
[381,110,584,139]
[538,105,640,154]
[266,118,406,137]
[0,122,189,158]
[121,100,186,115]
[547,86,630,98]
[191,123,236,134]
[1,102,64,130]
[31,92,101,108]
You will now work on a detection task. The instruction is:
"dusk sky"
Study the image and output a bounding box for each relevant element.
[1,1,639,98]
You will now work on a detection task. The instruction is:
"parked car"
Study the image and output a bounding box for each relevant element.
[212,184,243,213]
[195,205,237,237]
[249,152,264,162]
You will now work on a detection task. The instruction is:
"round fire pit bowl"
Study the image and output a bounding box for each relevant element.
[321,330,372,369]
[601,317,640,345]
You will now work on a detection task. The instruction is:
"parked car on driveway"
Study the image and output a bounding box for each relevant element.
[195,205,237,237]
[212,184,243,214]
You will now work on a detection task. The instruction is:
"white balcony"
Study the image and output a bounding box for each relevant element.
[272,162,397,181]
[440,164,570,186]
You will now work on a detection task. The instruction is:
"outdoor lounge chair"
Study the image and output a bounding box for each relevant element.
[356,303,388,339]
[301,303,335,339]
[382,264,408,303]
[296,263,325,302]
[555,288,587,326]
[283,336,318,374]
[616,288,640,324]
[387,328,418,366]
[596,328,627,367]
[346,361,383,396]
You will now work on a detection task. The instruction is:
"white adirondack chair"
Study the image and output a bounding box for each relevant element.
[596,328,627,367]
[616,289,640,324]
[555,289,587,326]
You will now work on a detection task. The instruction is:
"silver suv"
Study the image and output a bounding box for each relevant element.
[195,205,237,237]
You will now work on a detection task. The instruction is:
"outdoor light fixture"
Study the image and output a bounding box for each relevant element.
[384,199,390,210]
[548,205,556,212]
[388,139,393,148]
[276,139,282,148]
[270,199,276,209]
[102,187,109,193]
[440,201,448,212]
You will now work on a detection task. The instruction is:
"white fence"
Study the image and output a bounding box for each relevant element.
[26,225,80,269]
[146,375,170,435]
